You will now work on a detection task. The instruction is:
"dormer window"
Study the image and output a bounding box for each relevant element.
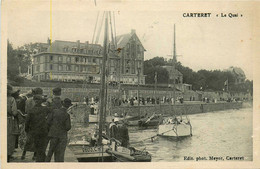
[63,47,68,52]
[72,48,77,53]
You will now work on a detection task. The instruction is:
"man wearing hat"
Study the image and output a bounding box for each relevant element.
[47,87,63,109]
[45,98,72,162]
[7,84,18,162]
[118,120,129,148]
[109,118,119,140]
[22,88,42,160]
[25,87,50,162]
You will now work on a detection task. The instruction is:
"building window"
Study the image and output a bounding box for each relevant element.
[93,58,96,63]
[45,64,48,71]
[37,56,40,63]
[64,47,68,52]
[80,57,83,62]
[67,65,71,71]
[75,66,79,72]
[36,65,40,72]
[88,58,92,63]
[50,55,53,61]
[84,58,87,63]
[80,49,84,54]
[67,56,71,63]
[50,64,53,70]
[58,65,63,71]
[72,48,77,53]
[75,57,79,63]
[45,55,48,62]
[58,56,62,62]
[137,45,141,54]
[131,67,135,74]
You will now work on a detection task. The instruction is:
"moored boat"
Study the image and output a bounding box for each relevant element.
[158,117,192,137]
[68,139,114,162]
[106,145,152,162]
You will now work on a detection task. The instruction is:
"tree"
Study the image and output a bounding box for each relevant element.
[17,42,41,73]
[144,56,251,93]
[144,57,169,84]
[7,40,19,81]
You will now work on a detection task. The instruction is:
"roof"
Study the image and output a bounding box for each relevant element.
[115,31,146,50]
[161,66,183,76]
[47,40,102,53]
[116,33,132,49]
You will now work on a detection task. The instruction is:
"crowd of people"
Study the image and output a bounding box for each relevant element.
[7,85,72,162]
[84,95,186,107]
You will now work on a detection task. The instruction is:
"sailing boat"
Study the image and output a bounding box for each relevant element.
[157,24,192,138]
[69,11,151,162]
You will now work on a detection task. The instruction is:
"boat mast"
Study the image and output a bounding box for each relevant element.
[98,12,109,145]
[173,24,176,105]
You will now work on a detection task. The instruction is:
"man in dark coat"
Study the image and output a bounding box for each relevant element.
[22,88,37,160]
[118,121,129,148]
[45,98,72,162]
[25,88,50,162]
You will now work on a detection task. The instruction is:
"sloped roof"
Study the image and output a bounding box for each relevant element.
[115,32,146,50]
[47,40,102,53]
[116,33,132,49]
[162,66,183,76]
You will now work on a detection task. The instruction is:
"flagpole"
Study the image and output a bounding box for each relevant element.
[154,71,157,106]
[227,78,228,92]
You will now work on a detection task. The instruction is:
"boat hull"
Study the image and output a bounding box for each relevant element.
[158,123,192,137]
[68,143,113,162]
[106,149,152,162]
[89,115,132,123]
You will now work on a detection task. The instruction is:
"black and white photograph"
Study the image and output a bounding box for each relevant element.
[1,0,259,168]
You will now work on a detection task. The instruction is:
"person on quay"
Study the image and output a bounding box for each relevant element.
[22,88,38,160]
[7,84,18,162]
[25,88,50,162]
[45,98,72,162]
[11,89,29,160]
[10,89,24,150]
[47,87,63,109]
[109,118,119,140]
[118,120,129,148]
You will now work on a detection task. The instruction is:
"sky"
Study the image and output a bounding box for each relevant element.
[4,0,254,80]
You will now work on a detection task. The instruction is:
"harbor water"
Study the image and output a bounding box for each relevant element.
[69,107,253,162]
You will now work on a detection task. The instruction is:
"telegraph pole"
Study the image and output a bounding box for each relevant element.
[173,24,176,105]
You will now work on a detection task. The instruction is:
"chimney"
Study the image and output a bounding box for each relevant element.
[77,40,80,49]
[85,41,89,48]
[47,37,51,45]
[131,29,136,35]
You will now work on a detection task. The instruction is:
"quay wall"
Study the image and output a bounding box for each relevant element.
[111,102,243,117]
[70,102,244,123]
[13,86,252,102]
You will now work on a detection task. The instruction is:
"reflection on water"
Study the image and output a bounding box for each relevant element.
[69,108,253,162]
